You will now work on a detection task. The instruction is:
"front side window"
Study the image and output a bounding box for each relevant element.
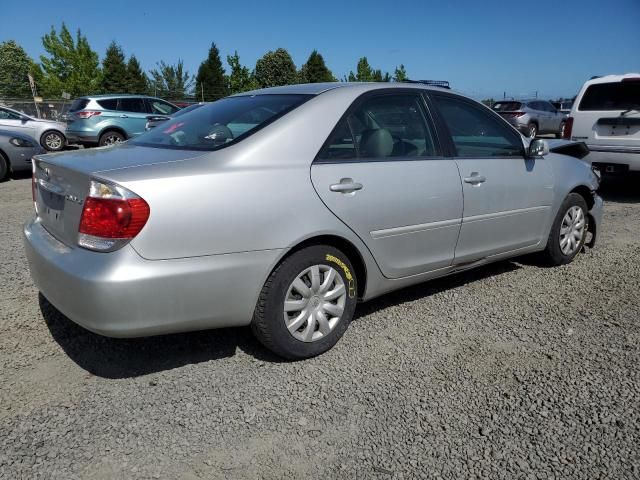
[131,94,311,151]
[433,95,524,158]
[118,98,147,113]
[0,108,21,120]
[579,81,640,111]
[319,94,437,161]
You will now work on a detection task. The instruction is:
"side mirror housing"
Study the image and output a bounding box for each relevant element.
[528,138,549,157]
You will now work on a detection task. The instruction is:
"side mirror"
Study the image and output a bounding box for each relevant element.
[528,138,549,157]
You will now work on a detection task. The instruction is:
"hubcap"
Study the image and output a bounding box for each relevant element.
[104,135,122,146]
[559,205,586,255]
[283,264,347,343]
[45,133,62,150]
[529,125,537,138]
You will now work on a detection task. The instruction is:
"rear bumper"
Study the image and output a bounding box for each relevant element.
[23,218,282,337]
[585,147,640,172]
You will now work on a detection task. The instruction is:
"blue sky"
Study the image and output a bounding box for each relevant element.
[2,0,639,99]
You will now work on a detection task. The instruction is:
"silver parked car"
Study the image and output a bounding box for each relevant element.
[0,105,67,151]
[24,82,602,359]
[493,99,567,138]
[0,130,45,180]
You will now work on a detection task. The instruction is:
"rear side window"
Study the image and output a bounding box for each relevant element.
[433,95,524,158]
[149,99,179,115]
[69,98,89,112]
[579,81,640,111]
[97,99,118,110]
[131,94,311,151]
[318,94,437,161]
[493,102,522,111]
[118,98,147,113]
[0,108,21,120]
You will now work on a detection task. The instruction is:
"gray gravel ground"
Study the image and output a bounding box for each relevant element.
[1,173,639,479]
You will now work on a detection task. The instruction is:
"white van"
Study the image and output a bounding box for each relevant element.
[566,74,640,173]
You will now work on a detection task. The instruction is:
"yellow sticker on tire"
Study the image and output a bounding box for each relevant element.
[325,254,356,298]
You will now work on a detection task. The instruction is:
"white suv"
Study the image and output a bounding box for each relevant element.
[565,73,640,174]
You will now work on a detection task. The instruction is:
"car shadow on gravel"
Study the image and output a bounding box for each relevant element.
[39,294,282,379]
[354,260,521,319]
[598,174,640,204]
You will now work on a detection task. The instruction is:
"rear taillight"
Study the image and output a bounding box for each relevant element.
[76,111,101,119]
[563,116,574,139]
[78,180,150,252]
[512,112,525,117]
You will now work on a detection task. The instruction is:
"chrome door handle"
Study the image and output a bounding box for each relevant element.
[120,114,129,118]
[330,178,363,193]
[463,174,486,185]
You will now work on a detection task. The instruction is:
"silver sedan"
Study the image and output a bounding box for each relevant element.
[24,82,603,359]
[0,130,45,180]
[0,105,67,151]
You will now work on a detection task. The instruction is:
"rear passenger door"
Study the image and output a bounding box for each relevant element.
[430,93,554,264]
[311,91,463,279]
[117,97,150,138]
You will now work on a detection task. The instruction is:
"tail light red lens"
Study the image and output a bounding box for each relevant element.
[78,180,150,251]
[512,112,525,117]
[76,111,101,119]
[79,197,150,238]
[563,116,574,139]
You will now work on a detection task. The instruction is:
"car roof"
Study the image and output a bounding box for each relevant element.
[584,73,640,85]
[79,94,164,100]
[233,82,453,97]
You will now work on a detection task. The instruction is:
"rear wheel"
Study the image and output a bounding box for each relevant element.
[251,245,358,359]
[0,152,9,181]
[99,130,125,147]
[40,130,65,151]
[527,123,538,138]
[541,193,589,266]
[556,121,566,139]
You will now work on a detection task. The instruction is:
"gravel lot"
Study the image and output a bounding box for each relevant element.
[1,173,639,479]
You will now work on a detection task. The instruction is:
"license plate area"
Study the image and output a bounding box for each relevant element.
[38,185,65,225]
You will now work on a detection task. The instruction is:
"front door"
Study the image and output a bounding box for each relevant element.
[117,97,150,138]
[311,92,463,279]
[431,93,554,264]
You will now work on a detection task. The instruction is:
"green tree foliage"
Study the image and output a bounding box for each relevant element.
[298,50,335,83]
[393,64,408,82]
[226,51,258,94]
[101,41,128,93]
[346,57,390,82]
[149,60,194,99]
[39,23,101,97]
[126,55,148,94]
[0,40,33,98]
[195,42,228,101]
[255,48,297,88]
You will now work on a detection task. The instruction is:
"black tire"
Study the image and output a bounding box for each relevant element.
[40,130,66,151]
[251,245,358,359]
[556,121,566,139]
[527,122,538,139]
[98,130,125,147]
[0,152,9,182]
[541,193,589,266]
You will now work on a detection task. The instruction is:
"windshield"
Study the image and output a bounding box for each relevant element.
[493,102,522,111]
[131,94,312,151]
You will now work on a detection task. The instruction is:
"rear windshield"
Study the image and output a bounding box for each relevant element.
[579,81,640,111]
[69,98,89,112]
[131,94,311,151]
[493,102,522,111]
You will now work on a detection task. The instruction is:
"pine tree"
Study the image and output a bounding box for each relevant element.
[346,57,390,82]
[0,40,33,98]
[226,51,258,94]
[255,48,297,88]
[393,64,408,82]
[126,55,148,94]
[102,41,128,93]
[148,60,194,99]
[298,50,335,83]
[194,42,228,101]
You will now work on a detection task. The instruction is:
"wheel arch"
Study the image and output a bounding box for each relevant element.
[98,126,128,141]
[569,184,595,210]
[277,234,368,300]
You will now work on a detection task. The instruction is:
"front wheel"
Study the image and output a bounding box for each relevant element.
[541,193,589,266]
[527,123,538,139]
[0,153,9,181]
[251,245,358,359]
[41,130,65,151]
